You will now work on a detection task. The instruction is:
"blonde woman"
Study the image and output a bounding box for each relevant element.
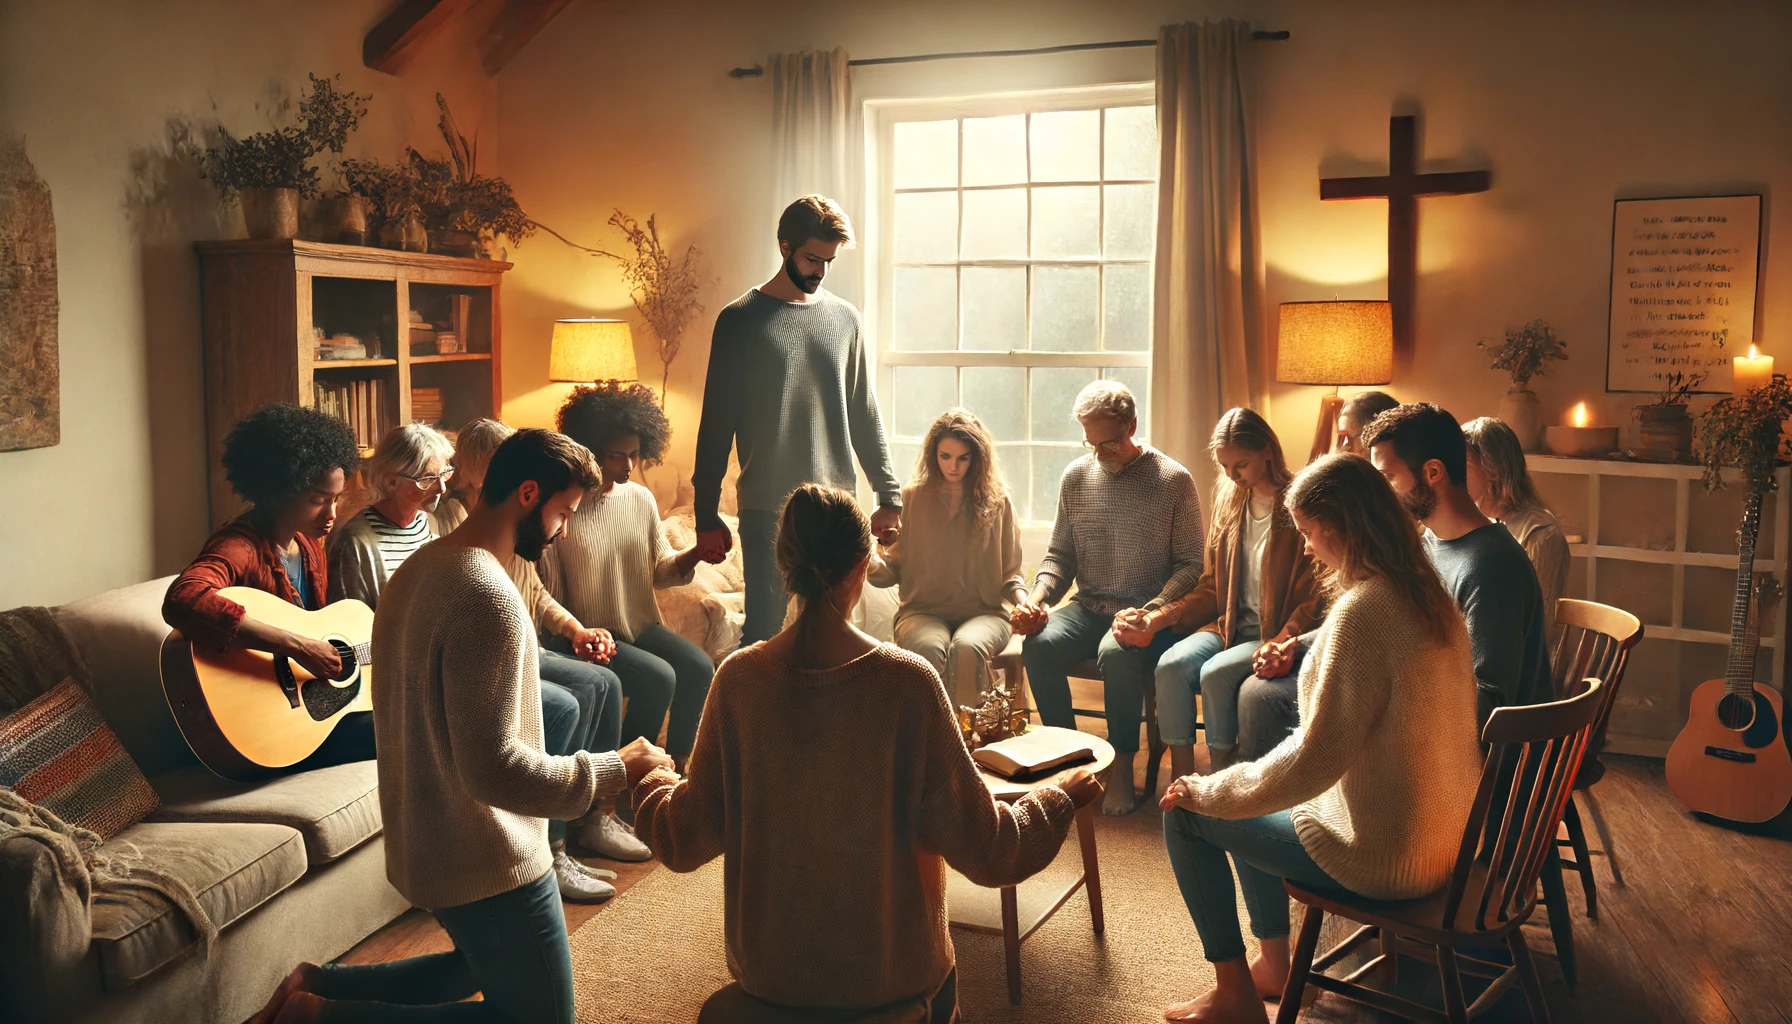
[1159,453,1482,1022]
[1463,416,1569,643]
[868,409,1026,703]
[1115,408,1322,778]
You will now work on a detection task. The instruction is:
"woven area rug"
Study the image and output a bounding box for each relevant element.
[567,806,1268,1023]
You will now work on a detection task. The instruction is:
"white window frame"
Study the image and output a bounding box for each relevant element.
[863,83,1156,537]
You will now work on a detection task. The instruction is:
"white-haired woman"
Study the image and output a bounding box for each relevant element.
[1462,416,1569,643]
[327,423,455,609]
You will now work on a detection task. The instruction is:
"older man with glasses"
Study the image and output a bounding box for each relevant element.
[1009,380,1205,815]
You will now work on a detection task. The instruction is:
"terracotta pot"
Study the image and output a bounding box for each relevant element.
[240,186,299,240]
[324,196,370,245]
[1498,385,1544,452]
[429,228,479,258]
[1636,404,1693,460]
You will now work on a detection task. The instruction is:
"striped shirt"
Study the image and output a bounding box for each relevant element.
[325,505,437,609]
[361,507,433,572]
[1035,447,1205,616]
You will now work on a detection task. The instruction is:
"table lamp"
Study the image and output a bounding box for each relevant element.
[548,318,638,385]
[1275,300,1395,463]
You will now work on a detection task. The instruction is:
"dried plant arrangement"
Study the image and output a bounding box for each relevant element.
[1648,370,1709,407]
[1477,318,1568,387]
[200,73,368,201]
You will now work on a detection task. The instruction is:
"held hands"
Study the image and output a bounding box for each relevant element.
[1009,601,1049,636]
[1159,774,1198,813]
[570,627,617,665]
[869,505,901,546]
[1251,636,1299,679]
[1055,767,1104,809]
[694,527,732,565]
[617,737,674,786]
[1110,607,1158,649]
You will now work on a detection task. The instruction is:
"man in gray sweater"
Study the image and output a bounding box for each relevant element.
[692,195,902,645]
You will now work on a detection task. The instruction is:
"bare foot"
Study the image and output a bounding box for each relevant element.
[1163,985,1270,1022]
[272,990,327,1024]
[244,963,318,1024]
[1250,954,1289,1000]
[1099,762,1136,815]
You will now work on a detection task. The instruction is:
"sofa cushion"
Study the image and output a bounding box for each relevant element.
[90,820,306,990]
[149,761,382,864]
[0,678,160,839]
[53,576,195,777]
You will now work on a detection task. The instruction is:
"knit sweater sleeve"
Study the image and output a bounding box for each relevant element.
[1035,470,1078,604]
[439,584,621,820]
[997,497,1025,596]
[647,498,695,590]
[1149,467,1205,609]
[915,667,1076,887]
[844,318,901,508]
[692,311,743,533]
[325,519,384,609]
[1184,589,1391,820]
[505,554,575,640]
[632,664,730,872]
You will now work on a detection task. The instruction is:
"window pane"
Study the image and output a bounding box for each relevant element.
[961,267,1025,352]
[992,446,1027,518]
[890,442,922,484]
[1102,263,1151,352]
[1103,366,1150,438]
[1031,265,1099,352]
[1031,445,1082,524]
[1103,184,1155,260]
[893,366,957,438]
[963,115,1026,187]
[961,188,1027,261]
[1029,109,1100,182]
[893,120,957,189]
[1104,106,1156,180]
[891,267,957,351]
[1031,185,1099,259]
[894,191,959,263]
[961,366,1025,442]
[1031,366,1098,441]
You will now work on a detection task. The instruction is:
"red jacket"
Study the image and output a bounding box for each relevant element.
[162,519,327,652]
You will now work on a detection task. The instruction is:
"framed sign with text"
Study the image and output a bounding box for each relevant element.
[1606,194,1761,393]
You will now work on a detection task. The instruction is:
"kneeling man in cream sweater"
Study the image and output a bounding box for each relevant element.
[250,428,671,1024]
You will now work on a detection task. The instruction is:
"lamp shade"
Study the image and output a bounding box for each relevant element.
[548,319,638,383]
[1275,301,1394,386]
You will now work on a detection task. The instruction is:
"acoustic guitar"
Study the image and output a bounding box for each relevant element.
[160,586,376,780]
[1666,490,1792,822]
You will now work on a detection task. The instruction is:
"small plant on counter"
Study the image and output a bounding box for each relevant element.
[1478,318,1568,387]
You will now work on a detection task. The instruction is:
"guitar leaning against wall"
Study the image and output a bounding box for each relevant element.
[160,586,375,781]
[1666,489,1792,822]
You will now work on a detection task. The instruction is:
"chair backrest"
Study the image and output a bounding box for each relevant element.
[1438,678,1605,934]
[1550,599,1643,758]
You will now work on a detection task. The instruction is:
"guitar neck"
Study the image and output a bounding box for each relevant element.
[1725,491,1765,694]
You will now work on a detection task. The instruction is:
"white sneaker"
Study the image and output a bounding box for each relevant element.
[578,813,652,862]
[554,850,616,902]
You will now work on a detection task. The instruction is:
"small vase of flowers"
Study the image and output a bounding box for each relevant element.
[1479,319,1568,453]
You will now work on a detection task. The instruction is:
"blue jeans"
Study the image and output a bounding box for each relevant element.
[309,869,572,1021]
[539,648,623,754]
[606,624,715,757]
[1022,601,1178,754]
[538,675,583,846]
[1238,671,1301,761]
[1163,807,1346,963]
[1155,628,1260,748]
[738,509,785,646]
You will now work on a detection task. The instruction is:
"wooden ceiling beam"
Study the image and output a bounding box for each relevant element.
[480,0,577,76]
[364,0,475,75]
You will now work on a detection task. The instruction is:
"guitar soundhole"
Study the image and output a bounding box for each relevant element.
[297,639,362,722]
[1717,692,1758,732]
[326,639,358,681]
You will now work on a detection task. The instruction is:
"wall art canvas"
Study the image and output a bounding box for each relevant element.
[0,133,59,451]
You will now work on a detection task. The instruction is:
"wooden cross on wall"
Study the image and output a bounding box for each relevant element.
[1321,114,1491,355]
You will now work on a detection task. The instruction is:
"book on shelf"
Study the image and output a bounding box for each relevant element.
[411,387,444,424]
[970,729,1096,779]
[313,377,388,449]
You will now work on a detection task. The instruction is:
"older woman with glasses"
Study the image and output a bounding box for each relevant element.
[327,423,456,609]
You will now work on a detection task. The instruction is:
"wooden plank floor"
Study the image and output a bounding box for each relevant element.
[339,680,1792,1022]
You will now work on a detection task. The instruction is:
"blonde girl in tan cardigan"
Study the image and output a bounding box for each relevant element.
[868,409,1027,704]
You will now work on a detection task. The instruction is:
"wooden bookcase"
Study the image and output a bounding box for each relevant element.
[1527,455,1791,757]
[195,240,511,527]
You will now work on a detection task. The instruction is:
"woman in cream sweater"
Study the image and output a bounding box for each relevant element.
[868,409,1027,703]
[1158,453,1484,1023]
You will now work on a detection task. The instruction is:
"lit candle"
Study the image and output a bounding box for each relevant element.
[1546,401,1618,457]
[1733,344,1774,393]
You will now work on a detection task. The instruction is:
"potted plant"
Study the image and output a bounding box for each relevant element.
[1478,319,1568,452]
[422,94,533,257]
[340,157,428,252]
[201,73,368,240]
[1695,374,1792,495]
[1635,371,1706,461]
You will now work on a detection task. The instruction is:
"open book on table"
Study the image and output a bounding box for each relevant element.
[972,729,1097,779]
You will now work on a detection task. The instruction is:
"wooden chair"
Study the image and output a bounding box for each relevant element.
[1276,677,1606,1024]
[1548,598,1644,920]
[991,636,1175,797]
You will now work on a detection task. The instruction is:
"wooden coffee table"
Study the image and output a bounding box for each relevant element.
[946,726,1114,1004]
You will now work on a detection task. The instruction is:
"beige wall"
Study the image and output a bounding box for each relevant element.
[0,0,496,607]
[496,0,1791,512]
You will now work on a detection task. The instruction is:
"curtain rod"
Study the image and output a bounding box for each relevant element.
[728,32,1289,78]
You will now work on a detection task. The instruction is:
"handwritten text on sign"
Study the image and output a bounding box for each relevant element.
[1606,195,1760,393]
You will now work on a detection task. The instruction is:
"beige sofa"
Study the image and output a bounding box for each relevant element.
[0,577,410,1024]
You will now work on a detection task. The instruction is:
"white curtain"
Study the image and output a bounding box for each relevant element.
[769,48,862,305]
[1151,20,1264,499]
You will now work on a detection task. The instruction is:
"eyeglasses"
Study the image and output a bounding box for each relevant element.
[401,467,455,489]
[1081,439,1127,455]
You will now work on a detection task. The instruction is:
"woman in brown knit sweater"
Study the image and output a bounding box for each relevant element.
[634,484,1102,1020]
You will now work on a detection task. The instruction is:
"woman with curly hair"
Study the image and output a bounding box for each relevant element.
[544,383,714,785]
[867,409,1026,703]
[161,403,375,769]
